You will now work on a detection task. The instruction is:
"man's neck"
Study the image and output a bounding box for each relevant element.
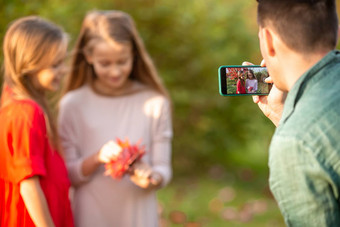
[283,50,330,91]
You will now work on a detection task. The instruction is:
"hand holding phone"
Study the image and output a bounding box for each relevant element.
[241,61,287,126]
[218,65,272,96]
[253,81,287,126]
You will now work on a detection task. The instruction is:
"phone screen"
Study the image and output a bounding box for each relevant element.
[218,65,272,96]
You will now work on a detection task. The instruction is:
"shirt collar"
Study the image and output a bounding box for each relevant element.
[280,50,340,125]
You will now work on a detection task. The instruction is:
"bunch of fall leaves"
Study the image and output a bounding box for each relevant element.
[104,139,145,179]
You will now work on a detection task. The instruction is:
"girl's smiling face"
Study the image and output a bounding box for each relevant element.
[87,40,134,95]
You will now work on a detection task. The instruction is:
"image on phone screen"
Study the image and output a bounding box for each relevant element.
[218,65,272,96]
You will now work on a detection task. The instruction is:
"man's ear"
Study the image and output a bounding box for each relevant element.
[260,26,276,57]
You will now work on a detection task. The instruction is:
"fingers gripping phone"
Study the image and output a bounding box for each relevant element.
[218,65,272,96]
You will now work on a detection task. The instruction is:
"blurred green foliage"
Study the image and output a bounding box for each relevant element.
[0,0,273,178]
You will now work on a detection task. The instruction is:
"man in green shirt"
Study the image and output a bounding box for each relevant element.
[252,0,340,226]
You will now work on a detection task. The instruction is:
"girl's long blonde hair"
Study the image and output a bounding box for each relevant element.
[1,16,68,152]
[63,10,169,98]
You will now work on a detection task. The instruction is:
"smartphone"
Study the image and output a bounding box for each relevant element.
[218,65,272,96]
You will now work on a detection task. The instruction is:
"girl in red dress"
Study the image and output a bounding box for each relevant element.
[0,16,74,227]
[236,70,246,94]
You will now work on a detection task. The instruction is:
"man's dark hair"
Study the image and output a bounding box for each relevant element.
[256,0,338,54]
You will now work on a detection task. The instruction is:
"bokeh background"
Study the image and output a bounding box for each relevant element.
[1,0,340,226]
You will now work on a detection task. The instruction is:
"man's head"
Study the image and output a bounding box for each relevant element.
[257,0,338,54]
[256,0,338,91]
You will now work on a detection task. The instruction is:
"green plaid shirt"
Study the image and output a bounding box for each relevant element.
[269,50,340,227]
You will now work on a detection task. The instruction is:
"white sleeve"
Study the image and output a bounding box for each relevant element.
[151,97,173,188]
[58,97,90,186]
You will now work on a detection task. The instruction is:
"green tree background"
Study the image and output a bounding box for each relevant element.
[1,1,340,226]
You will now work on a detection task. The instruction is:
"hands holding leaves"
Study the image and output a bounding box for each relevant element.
[102,139,162,189]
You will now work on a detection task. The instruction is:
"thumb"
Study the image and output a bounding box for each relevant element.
[242,61,254,66]
[252,95,260,103]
